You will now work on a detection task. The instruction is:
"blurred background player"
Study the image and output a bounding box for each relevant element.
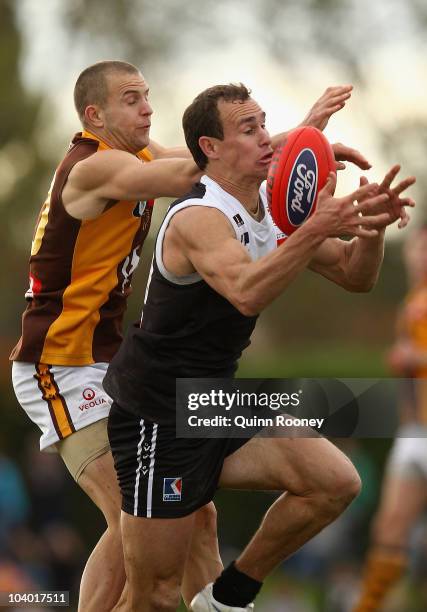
[9,58,359,611]
[353,224,427,612]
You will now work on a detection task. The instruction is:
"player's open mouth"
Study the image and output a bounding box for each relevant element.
[258,153,273,164]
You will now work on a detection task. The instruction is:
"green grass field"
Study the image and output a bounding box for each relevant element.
[238,344,389,378]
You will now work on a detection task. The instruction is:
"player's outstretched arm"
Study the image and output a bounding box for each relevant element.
[63,149,202,219]
[147,139,192,159]
[310,167,416,291]
[164,177,391,316]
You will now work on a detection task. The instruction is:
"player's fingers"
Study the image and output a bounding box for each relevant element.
[334,144,371,170]
[357,193,390,214]
[321,94,351,110]
[358,212,391,228]
[349,153,372,170]
[335,161,346,171]
[322,171,337,196]
[396,197,416,208]
[379,164,400,190]
[324,85,353,96]
[325,103,346,114]
[398,212,411,229]
[398,209,410,227]
[353,226,379,239]
[349,181,380,203]
[391,176,416,195]
[317,86,353,107]
[328,92,352,105]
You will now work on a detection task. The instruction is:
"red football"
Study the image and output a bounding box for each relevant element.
[266,126,335,236]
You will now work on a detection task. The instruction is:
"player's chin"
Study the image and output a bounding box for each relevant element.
[255,162,270,179]
[135,131,150,149]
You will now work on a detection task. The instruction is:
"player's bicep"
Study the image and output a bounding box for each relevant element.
[176,208,252,301]
[194,237,252,296]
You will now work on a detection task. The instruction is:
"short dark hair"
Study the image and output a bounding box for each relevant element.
[182,83,251,170]
[74,60,140,125]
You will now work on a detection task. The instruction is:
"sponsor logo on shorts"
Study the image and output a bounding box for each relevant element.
[83,388,96,400]
[163,477,182,502]
[79,389,108,411]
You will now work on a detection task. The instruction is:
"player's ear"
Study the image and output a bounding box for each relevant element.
[198,136,220,161]
[85,105,104,128]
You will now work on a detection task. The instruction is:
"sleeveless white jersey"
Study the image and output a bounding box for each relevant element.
[154,175,279,286]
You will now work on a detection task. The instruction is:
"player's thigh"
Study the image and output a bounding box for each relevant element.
[77,448,122,524]
[121,510,195,583]
[219,435,359,495]
[57,418,121,523]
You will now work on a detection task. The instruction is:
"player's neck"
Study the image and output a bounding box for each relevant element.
[207,172,261,215]
[82,126,139,154]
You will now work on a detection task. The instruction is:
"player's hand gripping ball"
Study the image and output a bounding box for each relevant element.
[267,126,335,235]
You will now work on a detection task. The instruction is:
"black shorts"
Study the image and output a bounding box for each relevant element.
[108,402,249,518]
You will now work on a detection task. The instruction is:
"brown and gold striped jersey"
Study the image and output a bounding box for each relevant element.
[11,131,154,366]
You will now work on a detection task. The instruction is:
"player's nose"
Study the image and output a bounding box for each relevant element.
[141,100,153,116]
[260,128,272,147]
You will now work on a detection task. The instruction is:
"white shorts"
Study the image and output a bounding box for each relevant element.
[387,424,427,480]
[12,362,112,451]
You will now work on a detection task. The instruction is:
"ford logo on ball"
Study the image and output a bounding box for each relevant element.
[286,148,318,226]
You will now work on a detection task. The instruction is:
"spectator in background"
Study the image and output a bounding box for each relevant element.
[0,451,30,546]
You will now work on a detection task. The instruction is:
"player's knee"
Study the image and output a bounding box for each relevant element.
[320,461,361,516]
[194,502,217,539]
[96,497,121,534]
[143,579,181,612]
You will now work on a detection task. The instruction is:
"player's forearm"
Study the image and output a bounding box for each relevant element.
[161,146,192,159]
[271,131,290,150]
[148,140,192,159]
[234,219,327,315]
[343,230,386,292]
[110,158,201,201]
